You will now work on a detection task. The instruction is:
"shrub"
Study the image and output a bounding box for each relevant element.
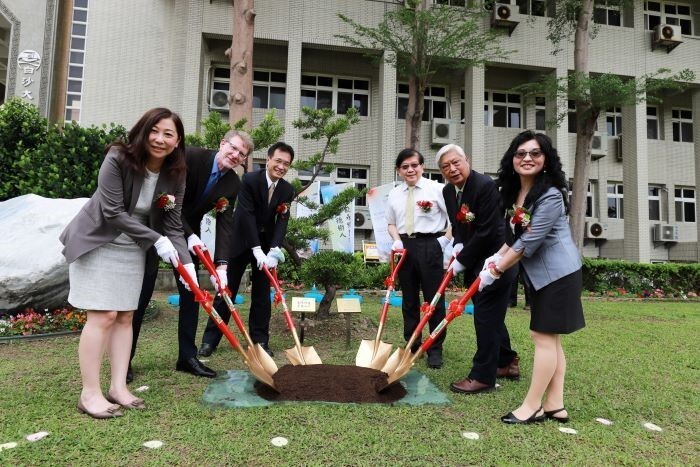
[582,259,700,297]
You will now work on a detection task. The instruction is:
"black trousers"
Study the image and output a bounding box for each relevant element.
[468,266,518,385]
[200,249,272,349]
[397,236,447,352]
[130,255,203,365]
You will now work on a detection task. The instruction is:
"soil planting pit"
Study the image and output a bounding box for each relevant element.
[255,364,406,403]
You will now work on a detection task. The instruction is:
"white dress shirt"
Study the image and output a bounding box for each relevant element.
[385,177,448,235]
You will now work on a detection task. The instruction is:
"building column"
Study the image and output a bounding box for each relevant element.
[179,0,203,133]
[547,65,569,164]
[693,89,700,261]
[283,39,302,158]
[464,66,485,172]
[621,99,651,263]
[377,50,397,186]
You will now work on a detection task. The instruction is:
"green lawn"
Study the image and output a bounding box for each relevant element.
[1,293,698,465]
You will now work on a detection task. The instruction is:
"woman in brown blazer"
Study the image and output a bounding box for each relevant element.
[60,108,194,418]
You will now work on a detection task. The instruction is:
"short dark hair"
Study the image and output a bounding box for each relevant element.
[395,148,424,168]
[267,142,295,162]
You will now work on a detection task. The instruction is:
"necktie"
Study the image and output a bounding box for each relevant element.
[405,186,415,236]
[268,183,275,204]
[199,171,220,205]
[456,188,462,207]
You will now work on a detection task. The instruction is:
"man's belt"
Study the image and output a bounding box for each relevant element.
[400,232,444,240]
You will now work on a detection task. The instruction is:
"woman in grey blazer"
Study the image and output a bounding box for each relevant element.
[60,108,194,418]
[478,131,585,425]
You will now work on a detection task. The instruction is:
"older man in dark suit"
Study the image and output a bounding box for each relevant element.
[129,130,252,381]
[437,144,520,394]
[198,141,295,357]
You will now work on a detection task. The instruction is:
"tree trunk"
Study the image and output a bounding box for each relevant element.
[570,0,594,252]
[317,284,337,319]
[404,0,429,150]
[229,0,255,168]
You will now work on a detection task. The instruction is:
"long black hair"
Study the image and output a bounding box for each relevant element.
[496,130,569,213]
[107,107,187,177]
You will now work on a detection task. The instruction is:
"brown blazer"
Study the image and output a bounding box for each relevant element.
[59,147,191,270]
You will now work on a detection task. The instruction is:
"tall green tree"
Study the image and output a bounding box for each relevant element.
[522,0,694,251]
[337,0,508,149]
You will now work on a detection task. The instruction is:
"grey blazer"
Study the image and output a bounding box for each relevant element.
[59,147,191,269]
[511,187,581,291]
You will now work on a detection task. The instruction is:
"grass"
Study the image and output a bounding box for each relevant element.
[0,292,698,465]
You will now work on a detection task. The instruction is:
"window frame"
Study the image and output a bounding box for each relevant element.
[671,108,693,142]
[535,95,546,131]
[674,186,696,223]
[252,69,287,110]
[648,185,662,221]
[569,181,596,218]
[65,1,89,123]
[644,1,693,35]
[607,182,624,220]
[606,106,622,136]
[647,106,659,140]
[297,165,369,206]
[397,83,449,121]
[594,0,622,26]
[484,90,522,129]
[299,74,370,117]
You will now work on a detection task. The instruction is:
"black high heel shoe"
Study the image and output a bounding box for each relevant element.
[544,408,569,423]
[501,406,545,424]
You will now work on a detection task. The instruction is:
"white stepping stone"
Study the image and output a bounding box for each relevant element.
[270,436,288,447]
[143,440,164,449]
[596,417,613,426]
[0,442,18,451]
[643,422,662,432]
[559,427,578,434]
[461,431,480,440]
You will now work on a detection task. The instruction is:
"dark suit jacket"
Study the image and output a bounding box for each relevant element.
[181,147,240,262]
[60,147,191,271]
[443,170,505,281]
[229,168,294,258]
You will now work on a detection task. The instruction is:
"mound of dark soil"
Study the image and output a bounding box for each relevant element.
[255,364,406,404]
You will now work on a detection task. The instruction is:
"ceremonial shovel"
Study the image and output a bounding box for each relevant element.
[355,249,406,370]
[263,265,323,366]
[192,246,278,379]
[174,260,277,391]
[380,277,481,391]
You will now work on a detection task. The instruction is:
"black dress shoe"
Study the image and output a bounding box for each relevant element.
[175,357,217,378]
[126,365,134,384]
[198,343,215,358]
[427,348,443,369]
[259,343,274,357]
[544,408,569,423]
[501,407,545,424]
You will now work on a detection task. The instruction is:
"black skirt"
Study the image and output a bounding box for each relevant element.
[529,269,585,334]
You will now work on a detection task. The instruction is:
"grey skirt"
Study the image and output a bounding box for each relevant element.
[68,235,145,311]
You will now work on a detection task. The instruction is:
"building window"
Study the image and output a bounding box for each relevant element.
[674,187,696,222]
[671,108,693,142]
[647,106,659,139]
[648,185,662,221]
[535,96,546,131]
[253,70,286,110]
[460,89,465,124]
[433,0,466,6]
[65,0,89,123]
[594,0,622,26]
[568,100,577,133]
[397,84,448,121]
[606,106,622,136]
[423,171,444,183]
[607,182,624,219]
[301,74,369,116]
[644,1,693,35]
[298,166,369,206]
[516,0,547,16]
[569,181,596,218]
[484,91,521,128]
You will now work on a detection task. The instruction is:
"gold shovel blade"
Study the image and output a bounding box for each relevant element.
[355,339,393,370]
[380,347,406,376]
[248,345,278,375]
[384,354,416,387]
[244,360,277,390]
[284,345,323,366]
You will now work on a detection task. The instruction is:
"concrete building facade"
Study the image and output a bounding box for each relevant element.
[2,0,699,261]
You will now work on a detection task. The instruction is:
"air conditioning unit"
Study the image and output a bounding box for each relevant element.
[615,134,623,162]
[653,223,679,242]
[491,3,520,35]
[652,24,682,52]
[585,221,607,240]
[590,131,608,160]
[431,118,456,145]
[354,208,373,230]
[210,89,230,110]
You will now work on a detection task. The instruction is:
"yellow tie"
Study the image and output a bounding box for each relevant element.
[268,183,275,204]
[405,186,415,236]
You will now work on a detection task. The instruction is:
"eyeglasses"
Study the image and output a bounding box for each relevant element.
[225,140,248,159]
[399,162,422,171]
[514,149,544,160]
[439,159,464,171]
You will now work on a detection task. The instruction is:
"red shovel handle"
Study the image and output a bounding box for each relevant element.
[420,277,481,352]
[193,245,233,298]
[174,261,243,353]
[262,265,296,332]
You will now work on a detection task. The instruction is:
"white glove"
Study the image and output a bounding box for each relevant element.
[482,253,503,271]
[452,242,464,258]
[448,260,466,275]
[443,241,454,269]
[154,236,179,265]
[187,234,206,254]
[264,254,279,270]
[437,235,450,250]
[179,263,199,291]
[252,246,267,270]
[268,246,285,264]
[210,268,227,292]
[392,239,404,251]
[478,267,500,291]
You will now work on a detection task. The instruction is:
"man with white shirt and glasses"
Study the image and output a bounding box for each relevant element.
[386,148,451,369]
